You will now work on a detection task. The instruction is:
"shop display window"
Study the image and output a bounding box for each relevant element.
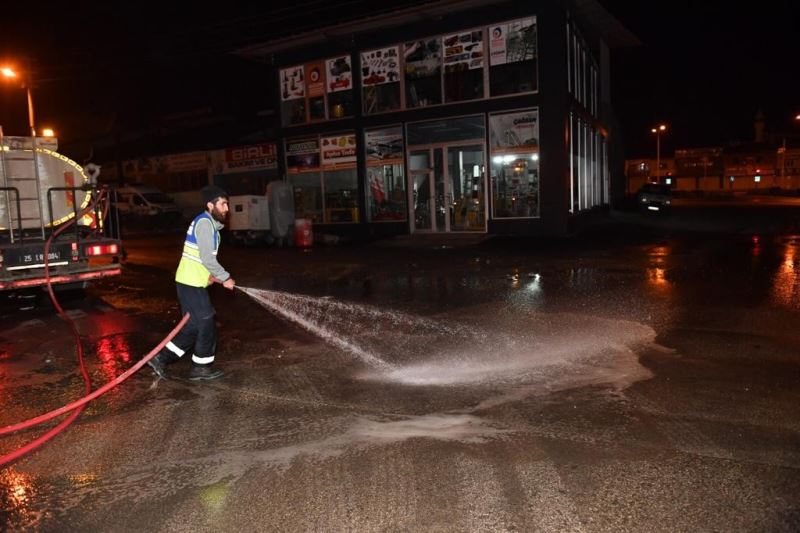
[367,165,406,221]
[491,155,539,218]
[488,18,538,96]
[363,84,401,114]
[286,137,323,222]
[326,55,354,119]
[443,29,485,103]
[320,133,359,223]
[365,126,406,222]
[286,134,361,224]
[280,65,307,126]
[282,17,540,124]
[290,172,323,223]
[361,46,402,115]
[281,99,306,126]
[327,90,354,119]
[281,57,355,125]
[324,169,360,223]
[489,109,540,218]
[404,38,442,108]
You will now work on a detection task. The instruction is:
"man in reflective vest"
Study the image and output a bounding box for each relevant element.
[149,185,235,381]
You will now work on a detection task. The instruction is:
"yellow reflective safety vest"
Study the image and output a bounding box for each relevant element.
[175,212,220,287]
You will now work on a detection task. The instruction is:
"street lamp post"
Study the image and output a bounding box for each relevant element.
[651,124,667,182]
[1,64,45,238]
[1,67,36,137]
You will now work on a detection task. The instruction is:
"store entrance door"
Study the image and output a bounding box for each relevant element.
[408,143,486,233]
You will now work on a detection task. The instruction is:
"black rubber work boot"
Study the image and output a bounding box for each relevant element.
[188,365,224,381]
[147,353,169,379]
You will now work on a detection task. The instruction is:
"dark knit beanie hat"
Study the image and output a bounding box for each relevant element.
[201,185,228,205]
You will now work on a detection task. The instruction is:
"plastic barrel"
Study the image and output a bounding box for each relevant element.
[294,218,313,248]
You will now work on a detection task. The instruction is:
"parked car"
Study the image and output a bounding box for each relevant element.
[116,185,182,217]
[636,183,672,212]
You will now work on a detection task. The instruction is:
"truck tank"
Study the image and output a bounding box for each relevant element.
[0,137,91,231]
[0,135,122,292]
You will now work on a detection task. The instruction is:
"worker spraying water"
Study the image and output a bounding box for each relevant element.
[148,185,235,381]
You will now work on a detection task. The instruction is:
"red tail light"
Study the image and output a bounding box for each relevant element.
[86,243,119,256]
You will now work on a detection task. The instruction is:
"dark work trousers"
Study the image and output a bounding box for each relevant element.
[159,282,217,367]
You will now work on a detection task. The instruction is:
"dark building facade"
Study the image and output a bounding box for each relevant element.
[239,0,637,237]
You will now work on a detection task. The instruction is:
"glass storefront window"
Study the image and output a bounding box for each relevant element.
[409,150,435,231]
[287,135,361,224]
[323,169,359,223]
[282,16,544,125]
[489,109,540,218]
[491,155,539,218]
[326,55,354,119]
[286,138,323,222]
[280,66,307,125]
[281,57,355,125]
[404,39,442,108]
[488,18,538,96]
[290,172,323,223]
[321,133,359,223]
[443,29,484,103]
[366,127,406,222]
[407,115,486,145]
[282,99,306,125]
[448,145,486,231]
[361,46,402,114]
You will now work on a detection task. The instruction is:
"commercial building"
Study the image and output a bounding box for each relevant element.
[235,0,637,237]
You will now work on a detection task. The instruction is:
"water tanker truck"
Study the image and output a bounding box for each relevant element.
[0,135,122,291]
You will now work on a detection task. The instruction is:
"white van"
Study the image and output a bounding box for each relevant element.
[116,185,182,217]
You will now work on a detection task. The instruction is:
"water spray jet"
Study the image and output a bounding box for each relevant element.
[237,286,394,370]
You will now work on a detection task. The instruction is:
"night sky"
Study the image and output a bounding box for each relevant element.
[1,1,798,159]
[604,0,800,157]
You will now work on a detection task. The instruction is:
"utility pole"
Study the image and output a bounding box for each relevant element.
[651,124,667,182]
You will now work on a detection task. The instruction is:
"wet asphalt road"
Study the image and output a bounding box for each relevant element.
[1,206,799,531]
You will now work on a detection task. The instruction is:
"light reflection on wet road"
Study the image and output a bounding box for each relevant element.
[1,228,799,531]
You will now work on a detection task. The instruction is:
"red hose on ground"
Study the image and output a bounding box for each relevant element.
[0,313,190,438]
[0,188,189,466]
[0,314,189,465]
[2,194,107,467]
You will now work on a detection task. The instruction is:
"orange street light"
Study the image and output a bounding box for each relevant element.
[0,65,37,137]
[650,124,668,180]
[41,128,55,137]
